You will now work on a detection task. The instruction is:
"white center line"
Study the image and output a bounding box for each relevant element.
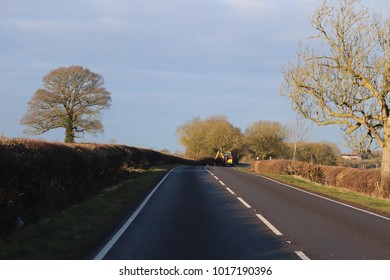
[206,167,309,260]
[204,168,310,260]
[256,213,283,236]
[226,187,236,195]
[295,251,310,260]
[237,197,252,208]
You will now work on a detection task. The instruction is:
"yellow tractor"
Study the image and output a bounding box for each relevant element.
[214,151,235,166]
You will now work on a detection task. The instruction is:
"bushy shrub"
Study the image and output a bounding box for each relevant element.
[321,166,344,186]
[251,160,290,174]
[286,161,325,184]
[333,168,379,194]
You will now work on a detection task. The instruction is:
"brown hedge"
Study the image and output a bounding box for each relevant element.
[251,159,380,196]
[0,138,198,236]
[251,160,290,174]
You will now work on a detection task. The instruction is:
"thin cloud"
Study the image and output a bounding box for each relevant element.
[3,17,128,33]
[222,0,275,15]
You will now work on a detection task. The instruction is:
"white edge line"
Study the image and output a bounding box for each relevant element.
[256,213,283,236]
[237,197,252,208]
[295,251,310,260]
[93,167,176,260]
[246,171,390,222]
[226,187,236,195]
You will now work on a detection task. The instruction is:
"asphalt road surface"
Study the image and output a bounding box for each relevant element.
[95,165,390,260]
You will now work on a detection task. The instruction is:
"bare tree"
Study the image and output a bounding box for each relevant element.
[342,126,377,155]
[21,66,111,143]
[287,114,312,161]
[281,0,390,197]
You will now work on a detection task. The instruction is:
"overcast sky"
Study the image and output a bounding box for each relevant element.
[1,0,388,152]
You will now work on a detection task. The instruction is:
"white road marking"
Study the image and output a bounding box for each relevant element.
[93,167,177,260]
[256,214,283,236]
[245,171,390,222]
[204,167,212,175]
[295,251,310,260]
[206,167,226,186]
[204,168,310,260]
[237,197,252,208]
[226,187,236,195]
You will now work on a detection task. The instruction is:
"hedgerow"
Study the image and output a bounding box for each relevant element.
[251,159,380,196]
[0,138,198,237]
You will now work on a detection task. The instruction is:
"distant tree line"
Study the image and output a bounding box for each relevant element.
[176,115,341,166]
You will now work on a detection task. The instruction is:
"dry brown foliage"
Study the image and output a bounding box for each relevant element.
[251,159,380,196]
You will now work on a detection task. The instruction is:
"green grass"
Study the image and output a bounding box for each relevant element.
[0,165,177,260]
[237,167,390,217]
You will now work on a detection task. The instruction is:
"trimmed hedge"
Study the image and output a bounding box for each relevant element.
[251,160,380,196]
[0,138,199,236]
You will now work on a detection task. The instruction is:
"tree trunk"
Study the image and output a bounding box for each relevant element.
[293,142,297,161]
[64,118,75,143]
[380,126,390,197]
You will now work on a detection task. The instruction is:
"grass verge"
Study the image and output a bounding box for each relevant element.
[237,167,390,217]
[0,165,177,260]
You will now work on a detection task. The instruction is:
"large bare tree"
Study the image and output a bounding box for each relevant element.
[21,66,111,143]
[281,0,390,197]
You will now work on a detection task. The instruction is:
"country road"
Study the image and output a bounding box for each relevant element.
[94,165,390,260]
